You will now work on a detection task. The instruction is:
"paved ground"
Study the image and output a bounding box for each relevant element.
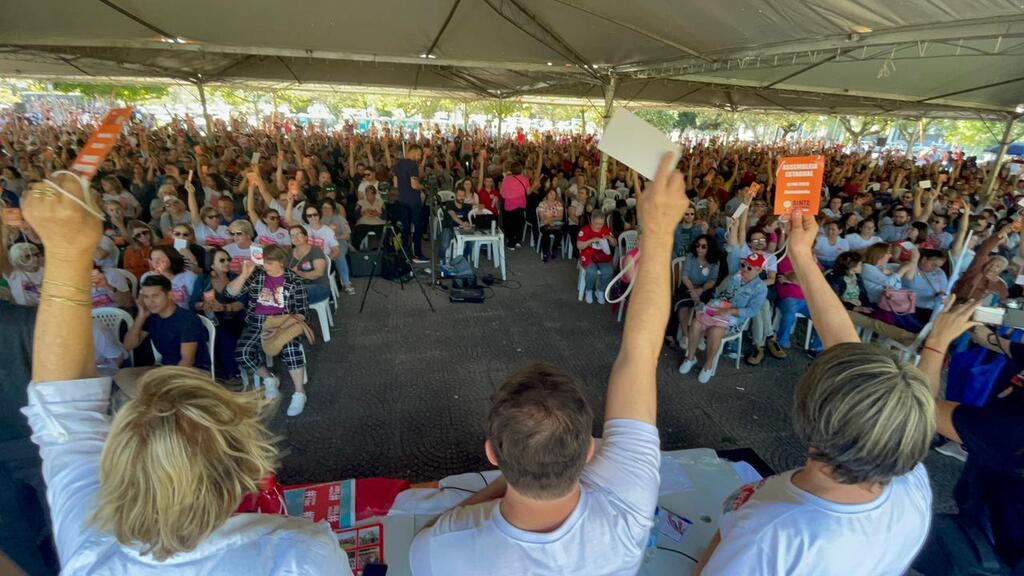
[267,247,964,514]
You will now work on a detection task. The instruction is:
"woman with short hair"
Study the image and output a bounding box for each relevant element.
[227,244,311,417]
[5,242,43,306]
[19,173,348,574]
[224,220,255,274]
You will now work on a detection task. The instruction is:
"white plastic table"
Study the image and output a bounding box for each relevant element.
[365,448,752,576]
[454,227,506,280]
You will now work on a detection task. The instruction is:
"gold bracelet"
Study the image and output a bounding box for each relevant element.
[39,292,93,307]
[43,279,92,295]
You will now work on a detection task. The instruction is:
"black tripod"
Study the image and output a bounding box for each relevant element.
[358,223,435,313]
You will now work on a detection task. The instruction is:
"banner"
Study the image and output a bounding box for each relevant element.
[773,155,824,216]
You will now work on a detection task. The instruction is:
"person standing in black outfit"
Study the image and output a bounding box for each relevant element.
[393,145,428,263]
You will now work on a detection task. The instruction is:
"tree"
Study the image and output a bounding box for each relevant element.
[934,119,1024,154]
[211,88,265,119]
[837,115,892,143]
[51,82,169,103]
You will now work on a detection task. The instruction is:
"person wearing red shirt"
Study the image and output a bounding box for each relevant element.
[576,212,618,304]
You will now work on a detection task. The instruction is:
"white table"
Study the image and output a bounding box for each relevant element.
[370,448,751,576]
[454,227,506,280]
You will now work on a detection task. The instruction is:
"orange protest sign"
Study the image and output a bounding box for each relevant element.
[71,108,133,179]
[773,155,825,216]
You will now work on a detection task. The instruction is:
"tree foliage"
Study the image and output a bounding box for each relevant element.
[51,82,169,103]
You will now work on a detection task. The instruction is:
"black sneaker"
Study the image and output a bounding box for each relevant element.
[745,347,765,366]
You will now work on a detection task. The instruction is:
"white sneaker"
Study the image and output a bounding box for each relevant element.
[935,440,968,462]
[678,358,697,375]
[698,338,706,351]
[262,376,280,400]
[287,392,307,417]
[698,368,715,383]
[585,290,594,304]
[596,291,606,305]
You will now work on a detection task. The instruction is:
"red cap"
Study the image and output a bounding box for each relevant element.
[744,252,767,269]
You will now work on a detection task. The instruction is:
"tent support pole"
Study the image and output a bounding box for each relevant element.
[597,76,618,194]
[982,115,1019,203]
[195,78,213,141]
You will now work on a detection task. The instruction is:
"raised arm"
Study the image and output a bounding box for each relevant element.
[23,173,100,382]
[920,296,981,444]
[605,153,687,425]
[245,176,261,224]
[275,148,287,192]
[185,176,201,223]
[786,211,859,347]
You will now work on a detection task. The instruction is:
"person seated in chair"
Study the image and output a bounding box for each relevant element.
[410,153,687,576]
[576,211,617,305]
[438,188,472,264]
[696,212,935,576]
[678,252,767,384]
[116,275,209,398]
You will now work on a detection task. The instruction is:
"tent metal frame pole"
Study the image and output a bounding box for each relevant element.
[981,115,1019,202]
[597,76,618,194]
[195,77,214,142]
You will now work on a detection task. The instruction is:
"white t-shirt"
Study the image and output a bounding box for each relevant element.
[845,233,884,252]
[305,224,340,255]
[224,242,252,275]
[409,419,660,576]
[94,235,119,269]
[255,220,292,246]
[270,199,303,224]
[195,222,231,248]
[813,236,849,263]
[702,464,932,576]
[6,268,43,306]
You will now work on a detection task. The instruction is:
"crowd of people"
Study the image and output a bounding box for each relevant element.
[1,104,1023,575]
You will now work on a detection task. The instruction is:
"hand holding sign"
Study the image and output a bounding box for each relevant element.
[774,156,824,217]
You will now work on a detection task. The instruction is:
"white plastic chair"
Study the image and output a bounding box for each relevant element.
[151,314,216,379]
[91,306,134,364]
[437,190,455,202]
[771,308,815,350]
[325,259,339,312]
[108,268,138,298]
[671,256,687,289]
[309,299,332,343]
[616,230,639,270]
[707,318,751,373]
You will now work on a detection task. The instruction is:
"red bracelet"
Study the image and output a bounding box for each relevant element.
[921,345,945,356]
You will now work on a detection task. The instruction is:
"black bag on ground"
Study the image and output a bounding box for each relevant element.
[381,252,411,280]
[350,250,381,277]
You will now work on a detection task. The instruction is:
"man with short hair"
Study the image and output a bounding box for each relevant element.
[117,275,209,396]
[410,154,688,575]
[394,145,428,263]
[879,206,912,242]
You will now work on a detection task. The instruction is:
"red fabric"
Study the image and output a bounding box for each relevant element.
[578,224,614,267]
[478,187,500,213]
[354,478,410,521]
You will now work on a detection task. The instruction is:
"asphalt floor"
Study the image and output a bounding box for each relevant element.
[267,246,964,515]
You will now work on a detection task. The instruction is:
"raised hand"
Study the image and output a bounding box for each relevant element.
[786,210,819,256]
[637,152,688,239]
[22,173,103,261]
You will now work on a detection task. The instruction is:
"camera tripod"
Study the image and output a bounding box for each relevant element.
[357,222,435,314]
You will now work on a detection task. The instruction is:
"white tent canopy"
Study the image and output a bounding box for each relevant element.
[2,0,1024,118]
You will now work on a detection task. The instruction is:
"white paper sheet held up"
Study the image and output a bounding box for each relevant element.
[598,108,680,181]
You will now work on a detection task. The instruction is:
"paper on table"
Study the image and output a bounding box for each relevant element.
[598,108,680,181]
[658,454,695,494]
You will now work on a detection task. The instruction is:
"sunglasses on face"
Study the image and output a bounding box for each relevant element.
[133,231,151,239]
[215,257,230,264]
[266,215,280,221]
[741,263,757,271]
[172,232,189,238]
[695,243,708,249]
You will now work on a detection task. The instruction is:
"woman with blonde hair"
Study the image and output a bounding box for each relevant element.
[698,212,936,576]
[19,173,349,573]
